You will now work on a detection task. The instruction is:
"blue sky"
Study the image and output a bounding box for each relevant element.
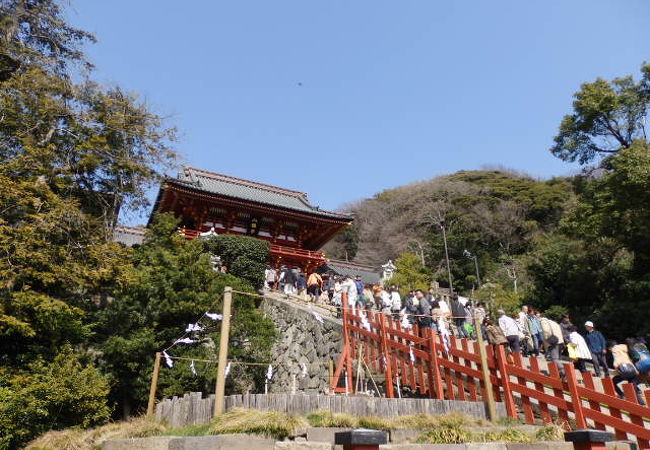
[69,1,650,218]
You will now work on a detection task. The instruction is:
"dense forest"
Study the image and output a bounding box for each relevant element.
[325,67,650,342]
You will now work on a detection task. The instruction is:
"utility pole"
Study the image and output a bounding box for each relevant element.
[214,286,233,416]
[440,220,453,296]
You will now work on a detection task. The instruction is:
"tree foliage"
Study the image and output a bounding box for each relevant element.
[0,346,111,449]
[204,234,270,288]
[94,214,276,416]
[386,252,432,293]
[550,64,650,164]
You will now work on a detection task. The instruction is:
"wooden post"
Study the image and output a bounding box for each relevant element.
[342,292,354,392]
[214,286,233,416]
[474,314,497,421]
[427,328,444,400]
[146,352,162,416]
[565,362,587,429]
[495,344,517,418]
[329,358,334,392]
[379,314,395,398]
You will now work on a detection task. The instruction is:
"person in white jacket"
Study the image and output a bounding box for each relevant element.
[568,325,592,374]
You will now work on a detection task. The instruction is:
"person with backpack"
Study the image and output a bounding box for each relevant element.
[584,321,609,377]
[627,337,650,375]
[609,340,645,405]
[539,313,565,377]
[484,317,509,356]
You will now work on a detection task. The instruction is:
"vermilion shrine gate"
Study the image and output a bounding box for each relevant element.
[150,166,353,272]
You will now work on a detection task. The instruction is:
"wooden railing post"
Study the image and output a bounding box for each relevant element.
[342,291,354,393]
[495,344,517,418]
[564,362,587,429]
[427,327,444,399]
[378,313,395,398]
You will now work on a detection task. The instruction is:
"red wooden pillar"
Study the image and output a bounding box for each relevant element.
[427,328,444,400]
[378,314,395,398]
[495,345,517,418]
[564,362,587,429]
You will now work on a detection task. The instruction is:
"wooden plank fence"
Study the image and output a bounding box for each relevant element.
[338,305,650,448]
[155,393,506,428]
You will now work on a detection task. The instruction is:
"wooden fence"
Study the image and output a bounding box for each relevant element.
[155,392,506,428]
[335,304,650,448]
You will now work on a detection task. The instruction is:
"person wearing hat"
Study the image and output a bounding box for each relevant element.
[584,321,609,377]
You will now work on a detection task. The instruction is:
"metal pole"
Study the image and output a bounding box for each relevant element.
[474,314,496,421]
[214,287,233,416]
[474,256,481,287]
[441,223,454,296]
[146,352,162,416]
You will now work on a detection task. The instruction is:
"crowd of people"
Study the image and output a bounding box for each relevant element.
[263,266,650,404]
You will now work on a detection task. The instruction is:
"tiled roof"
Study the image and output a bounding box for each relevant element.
[318,259,381,285]
[172,166,352,220]
[113,225,146,247]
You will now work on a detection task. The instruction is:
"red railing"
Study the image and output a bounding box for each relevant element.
[269,244,325,260]
[333,299,650,448]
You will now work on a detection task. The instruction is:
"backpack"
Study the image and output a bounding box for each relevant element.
[618,363,638,380]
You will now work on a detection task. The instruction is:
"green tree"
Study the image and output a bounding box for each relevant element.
[473,282,522,317]
[386,252,432,293]
[95,214,276,416]
[204,234,270,288]
[550,64,650,164]
[0,346,111,450]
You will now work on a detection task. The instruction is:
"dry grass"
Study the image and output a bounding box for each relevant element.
[208,408,308,439]
[306,410,357,428]
[27,417,168,450]
[535,423,567,441]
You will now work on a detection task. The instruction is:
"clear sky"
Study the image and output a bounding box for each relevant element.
[69,1,650,218]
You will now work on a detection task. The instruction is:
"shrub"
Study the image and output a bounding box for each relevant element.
[209,409,308,439]
[306,410,357,428]
[1,347,111,449]
[26,417,167,449]
[204,235,270,288]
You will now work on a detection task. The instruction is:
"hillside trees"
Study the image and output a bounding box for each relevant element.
[325,170,572,294]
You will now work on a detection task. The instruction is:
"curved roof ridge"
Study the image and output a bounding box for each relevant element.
[183,166,309,199]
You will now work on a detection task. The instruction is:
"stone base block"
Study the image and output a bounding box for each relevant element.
[102,436,177,450]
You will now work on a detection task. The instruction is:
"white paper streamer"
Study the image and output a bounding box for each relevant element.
[312,312,324,324]
[174,337,197,345]
[438,318,451,353]
[409,345,415,363]
[163,351,174,368]
[301,363,308,378]
[190,360,197,376]
[266,364,274,380]
[206,313,223,321]
[401,315,412,330]
[185,323,203,333]
[224,361,231,377]
[360,312,371,332]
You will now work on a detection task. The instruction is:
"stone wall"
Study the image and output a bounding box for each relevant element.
[260,295,343,394]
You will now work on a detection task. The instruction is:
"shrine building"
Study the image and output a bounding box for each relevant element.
[147,166,354,272]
